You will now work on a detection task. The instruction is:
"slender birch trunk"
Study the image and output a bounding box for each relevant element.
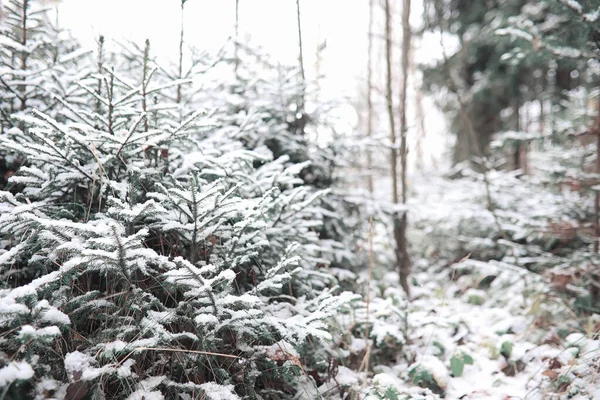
[591,95,600,303]
[366,0,375,194]
[411,40,426,170]
[295,0,306,135]
[176,0,187,107]
[384,0,398,205]
[385,0,410,297]
[397,0,412,297]
[235,0,239,74]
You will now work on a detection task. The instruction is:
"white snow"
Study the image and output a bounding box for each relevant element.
[349,337,368,353]
[335,366,360,386]
[0,361,34,387]
[18,325,61,340]
[496,27,534,42]
[194,314,219,325]
[559,0,583,13]
[39,306,71,325]
[0,297,29,328]
[265,340,299,360]
[117,359,136,378]
[198,382,241,400]
[64,351,94,380]
[414,355,450,389]
[126,390,164,400]
[103,340,128,354]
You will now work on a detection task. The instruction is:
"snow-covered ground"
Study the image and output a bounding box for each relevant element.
[318,170,600,399]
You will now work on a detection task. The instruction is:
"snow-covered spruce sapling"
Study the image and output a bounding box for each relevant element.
[0,0,89,191]
[0,29,367,399]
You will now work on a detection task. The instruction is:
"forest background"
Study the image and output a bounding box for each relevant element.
[0,0,599,399]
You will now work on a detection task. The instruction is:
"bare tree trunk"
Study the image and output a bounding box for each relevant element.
[142,39,150,132]
[385,0,410,297]
[522,102,530,174]
[594,100,600,254]
[20,0,28,113]
[176,0,187,107]
[398,0,412,297]
[96,36,104,117]
[513,97,521,170]
[384,0,398,205]
[235,0,239,74]
[411,39,426,171]
[592,96,600,303]
[295,0,306,135]
[539,99,545,136]
[296,0,305,83]
[366,0,375,194]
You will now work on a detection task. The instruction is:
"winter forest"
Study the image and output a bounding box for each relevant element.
[0,0,599,399]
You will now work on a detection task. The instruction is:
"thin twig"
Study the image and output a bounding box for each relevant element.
[359,217,375,376]
[118,347,238,367]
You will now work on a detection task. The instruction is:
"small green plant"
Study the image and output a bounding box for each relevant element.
[500,341,513,359]
[432,341,446,356]
[466,292,485,305]
[450,352,474,377]
[382,387,400,400]
[409,366,443,395]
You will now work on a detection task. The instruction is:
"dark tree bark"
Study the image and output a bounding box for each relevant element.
[592,96,600,303]
[366,0,374,193]
[385,0,411,297]
[295,0,306,136]
[176,0,187,107]
[235,0,239,73]
[398,0,412,297]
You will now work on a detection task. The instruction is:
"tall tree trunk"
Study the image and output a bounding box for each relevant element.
[398,0,412,297]
[539,98,545,136]
[176,0,187,107]
[366,0,374,194]
[96,36,104,117]
[592,95,600,303]
[235,0,239,74]
[295,0,306,135]
[385,0,410,297]
[513,96,521,170]
[384,0,398,205]
[20,0,28,113]
[15,0,29,137]
[594,97,600,254]
[411,39,426,171]
[141,39,150,132]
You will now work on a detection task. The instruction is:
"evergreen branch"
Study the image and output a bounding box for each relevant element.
[114,87,141,107]
[121,347,238,361]
[52,95,96,127]
[101,65,135,91]
[78,83,109,106]
[0,75,23,101]
[170,108,207,136]
[146,78,192,96]
[115,113,147,161]
[17,112,95,182]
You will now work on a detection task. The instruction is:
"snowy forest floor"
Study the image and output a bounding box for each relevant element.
[398,267,600,400]
[320,172,600,400]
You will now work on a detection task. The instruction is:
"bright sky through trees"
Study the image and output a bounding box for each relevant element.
[57,0,448,167]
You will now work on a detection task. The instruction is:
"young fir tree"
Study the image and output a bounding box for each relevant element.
[0,0,88,190]
[0,6,375,400]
